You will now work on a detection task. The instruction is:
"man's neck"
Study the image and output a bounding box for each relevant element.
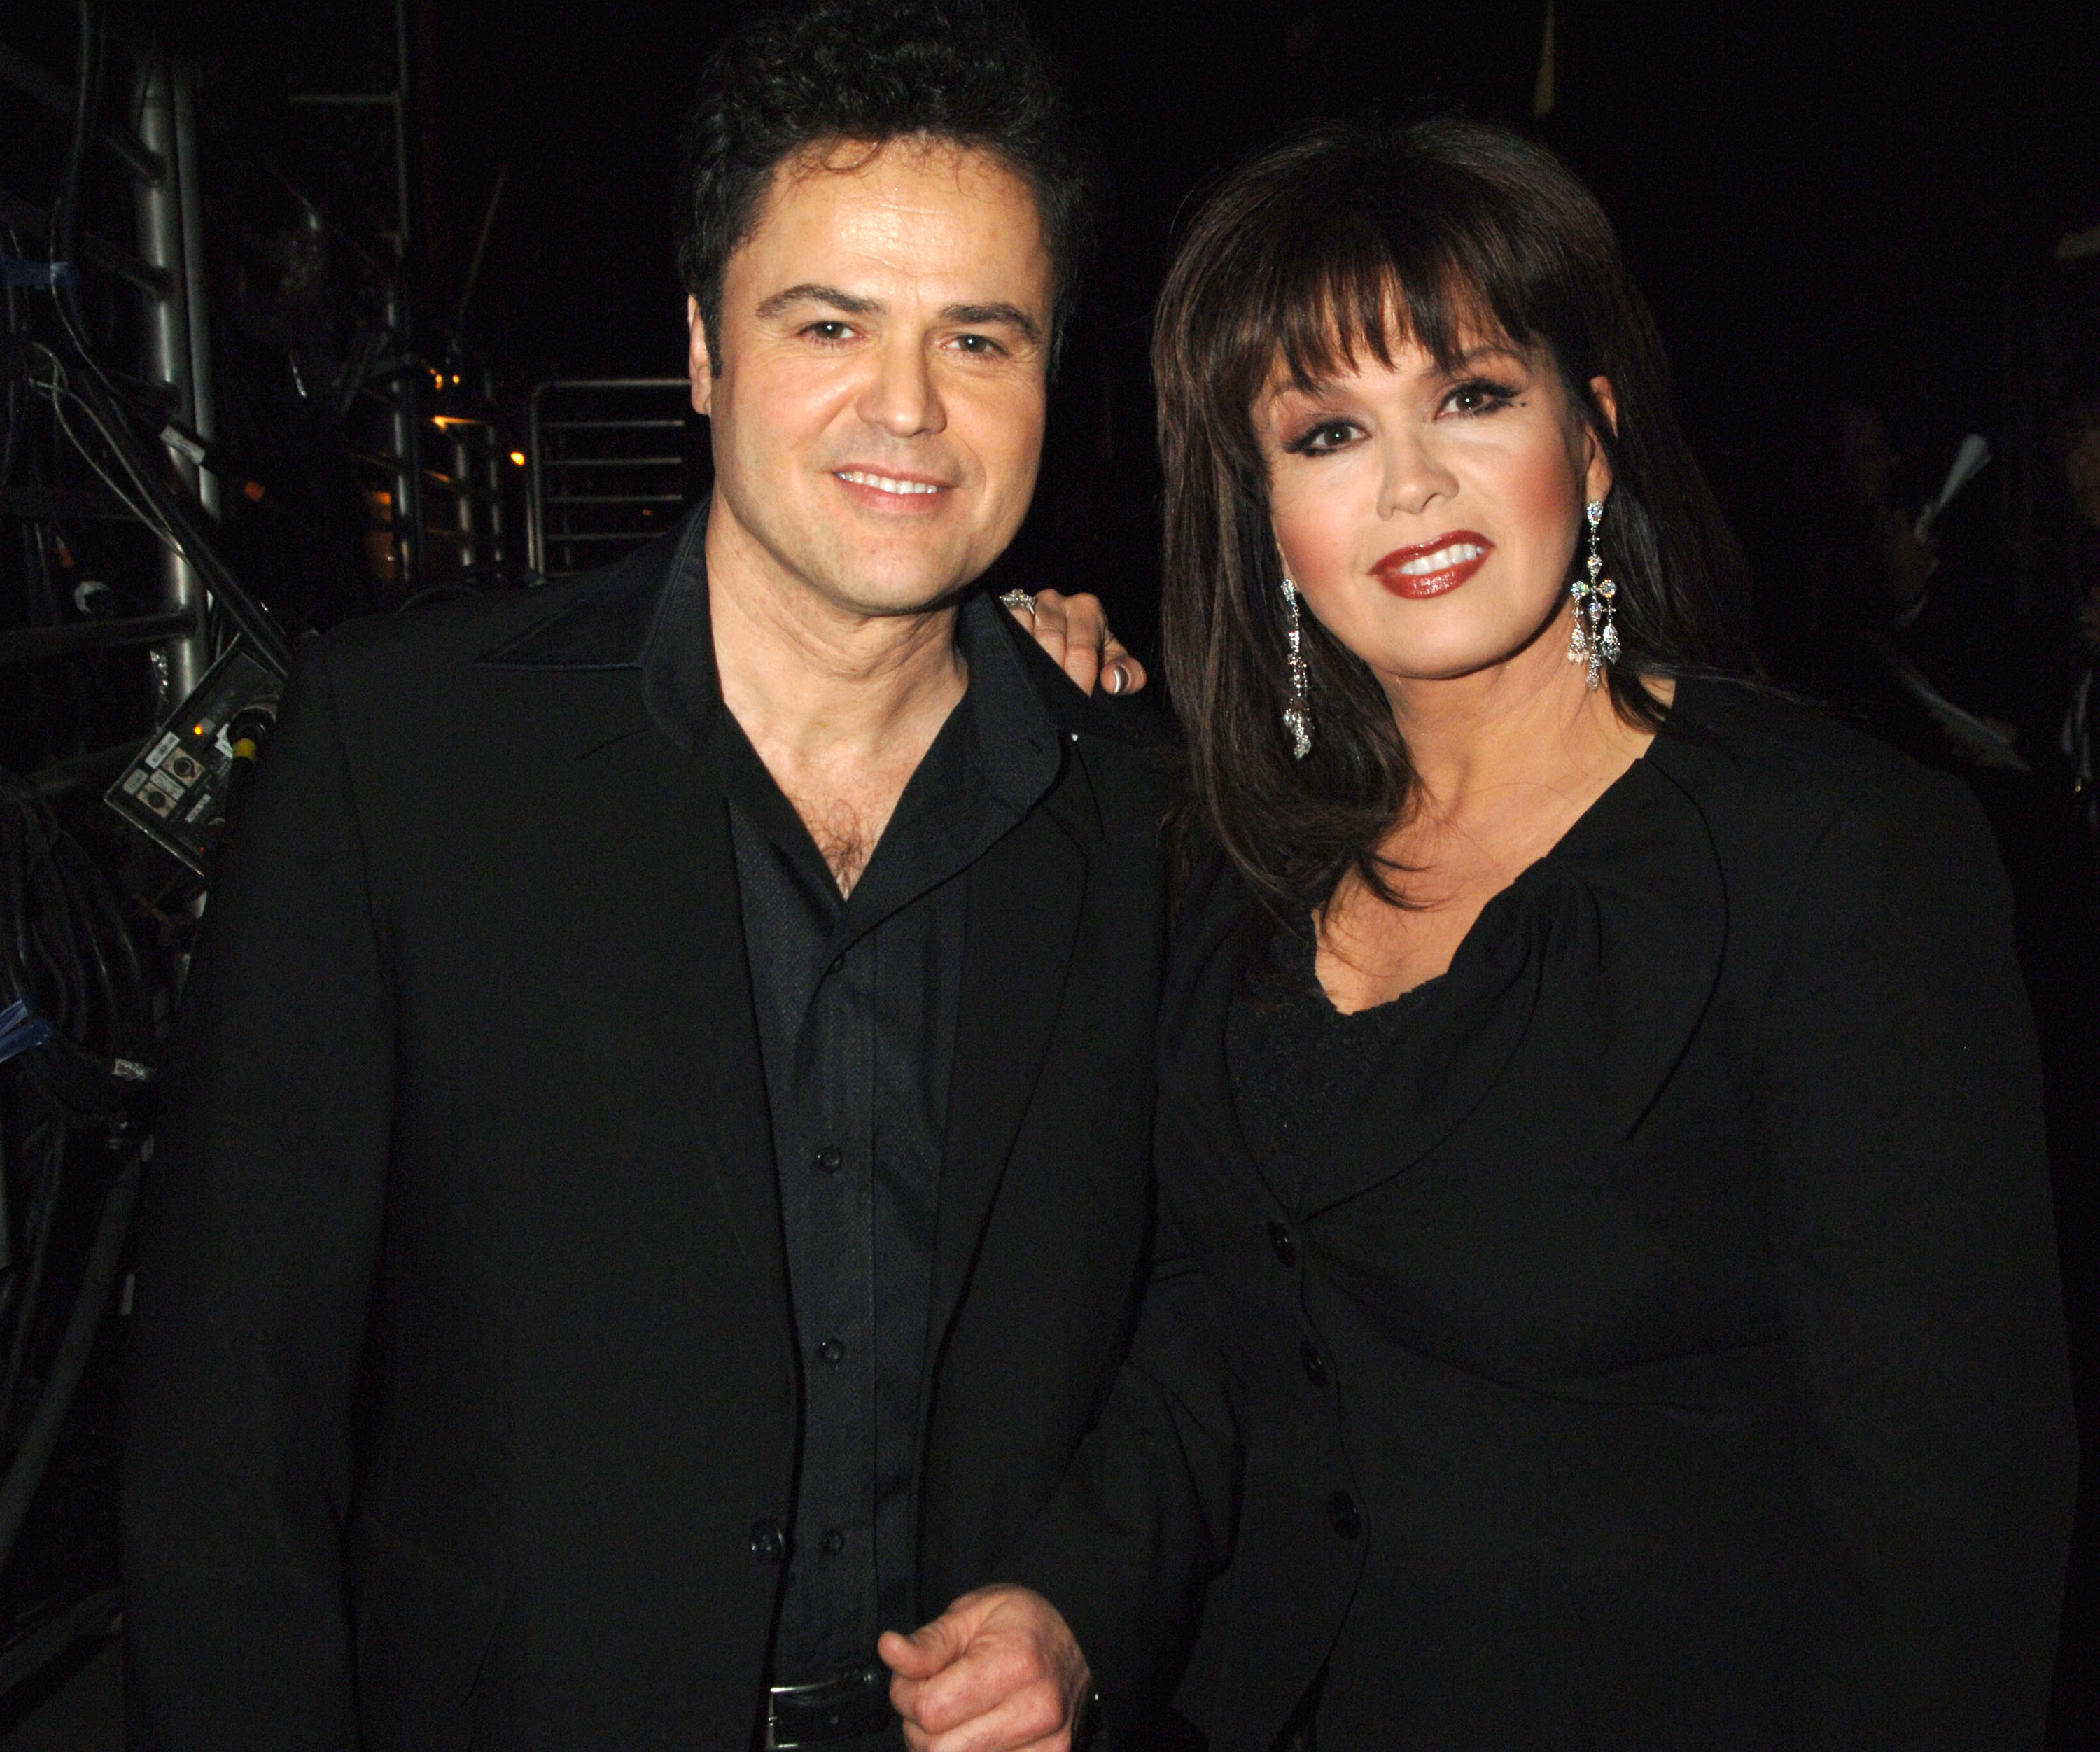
[705,500,969,896]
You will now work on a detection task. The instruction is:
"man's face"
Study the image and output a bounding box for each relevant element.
[691,137,1054,619]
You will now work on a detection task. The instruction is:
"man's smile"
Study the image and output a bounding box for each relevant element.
[831,465,955,511]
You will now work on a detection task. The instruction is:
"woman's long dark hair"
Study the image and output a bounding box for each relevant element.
[1155,120,1750,917]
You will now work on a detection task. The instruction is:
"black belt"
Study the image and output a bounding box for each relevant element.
[765,1662,896,1749]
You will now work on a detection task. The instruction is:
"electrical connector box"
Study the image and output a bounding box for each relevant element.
[105,644,283,874]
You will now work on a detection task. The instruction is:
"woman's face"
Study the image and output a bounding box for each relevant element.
[1255,329,1614,692]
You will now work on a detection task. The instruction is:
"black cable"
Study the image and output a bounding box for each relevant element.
[0,769,153,1128]
[42,346,295,676]
[0,1144,141,1576]
[0,1130,64,1445]
[47,0,98,302]
[1,225,28,496]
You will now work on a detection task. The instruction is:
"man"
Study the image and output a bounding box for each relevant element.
[122,4,1159,1746]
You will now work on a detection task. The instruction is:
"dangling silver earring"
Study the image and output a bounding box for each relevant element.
[1567,498,1620,691]
[1280,576,1313,760]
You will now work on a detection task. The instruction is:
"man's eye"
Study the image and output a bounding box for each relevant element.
[806,321,855,342]
[953,333,1004,356]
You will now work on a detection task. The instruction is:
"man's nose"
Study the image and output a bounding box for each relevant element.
[858,337,947,439]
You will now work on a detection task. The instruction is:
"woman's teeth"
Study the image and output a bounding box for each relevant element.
[1398,542,1485,575]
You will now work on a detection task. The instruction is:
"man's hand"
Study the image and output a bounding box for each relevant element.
[1007,590,1147,699]
[880,1585,1091,1752]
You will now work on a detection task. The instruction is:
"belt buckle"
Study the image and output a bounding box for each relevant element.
[764,1662,891,1749]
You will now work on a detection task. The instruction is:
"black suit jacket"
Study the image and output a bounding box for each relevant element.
[121,518,1171,1749]
[1023,678,2078,1750]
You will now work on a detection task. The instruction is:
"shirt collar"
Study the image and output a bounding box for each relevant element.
[642,508,1065,928]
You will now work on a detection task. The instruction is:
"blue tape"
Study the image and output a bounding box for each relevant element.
[0,997,56,1066]
[0,259,81,290]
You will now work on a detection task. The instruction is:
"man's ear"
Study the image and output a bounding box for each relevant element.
[1584,374,1619,505]
[687,295,715,418]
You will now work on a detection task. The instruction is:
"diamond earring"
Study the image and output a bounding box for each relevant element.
[1280,576,1312,760]
[1567,498,1620,690]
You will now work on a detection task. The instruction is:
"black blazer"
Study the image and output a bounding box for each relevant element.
[120,521,1171,1750]
[1023,679,2078,1750]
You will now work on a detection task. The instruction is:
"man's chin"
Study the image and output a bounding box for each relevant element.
[795,545,994,621]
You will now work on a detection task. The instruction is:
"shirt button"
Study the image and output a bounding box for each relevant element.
[813,1146,843,1174]
[816,1338,846,1364]
[1300,1340,1329,1387]
[748,1519,786,1564]
[820,1528,846,1556]
[1326,1490,1362,1541]
[1268,1221,1296,1266]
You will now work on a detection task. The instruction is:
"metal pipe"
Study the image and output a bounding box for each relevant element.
[132,57,208,706]
[384,283,421,588]
[527,382,546,575]
[0,190,172,300]
[482,358,505,569]
[0,41,164,187]
[0,615,202,667]
[172,63,218,526]
[452,428,475,569]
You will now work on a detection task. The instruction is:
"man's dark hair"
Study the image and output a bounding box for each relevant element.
[676,0,1089,368]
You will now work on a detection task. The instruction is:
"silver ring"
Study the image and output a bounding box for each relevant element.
[999,588,1037,619]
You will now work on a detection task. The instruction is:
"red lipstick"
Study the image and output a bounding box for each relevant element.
[1371,531,1494,598]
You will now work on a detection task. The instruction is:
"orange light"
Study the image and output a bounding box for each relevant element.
[192,724,206,736]
[510,450,526,466]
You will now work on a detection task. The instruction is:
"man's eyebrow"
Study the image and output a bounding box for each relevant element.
[753,283,883,321]
[942,302,1043,345]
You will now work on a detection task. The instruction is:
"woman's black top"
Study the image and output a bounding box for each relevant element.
[1224,926,1437,1212]
[1017,678,2078,1751]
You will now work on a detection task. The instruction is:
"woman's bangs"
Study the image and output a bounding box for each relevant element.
[1256,220,1522,397]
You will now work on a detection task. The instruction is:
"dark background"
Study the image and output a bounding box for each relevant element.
[1,0,2096,1741]
[158,0,2100,666]
[438,0,2100,657]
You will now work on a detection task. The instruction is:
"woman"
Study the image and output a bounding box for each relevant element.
[890,122,2077,1750]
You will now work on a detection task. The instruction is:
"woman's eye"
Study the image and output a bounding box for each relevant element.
[1287,420,1358,455]
[1446,379,1517,415]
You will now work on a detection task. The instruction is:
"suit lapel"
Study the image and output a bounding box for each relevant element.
[484,510,789,1320]
[924,792,1088,1365]
[669,772,789,1304]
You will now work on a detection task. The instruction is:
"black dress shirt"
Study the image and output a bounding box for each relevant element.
[700,591,1060,1682]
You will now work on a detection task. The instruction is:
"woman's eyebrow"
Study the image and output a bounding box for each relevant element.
[1444,342,1527,371]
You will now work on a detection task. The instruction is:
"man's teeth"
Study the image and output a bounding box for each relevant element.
[1398,542,1485,575]
[838,470,941,496]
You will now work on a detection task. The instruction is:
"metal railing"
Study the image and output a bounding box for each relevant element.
[526,378,694,577]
